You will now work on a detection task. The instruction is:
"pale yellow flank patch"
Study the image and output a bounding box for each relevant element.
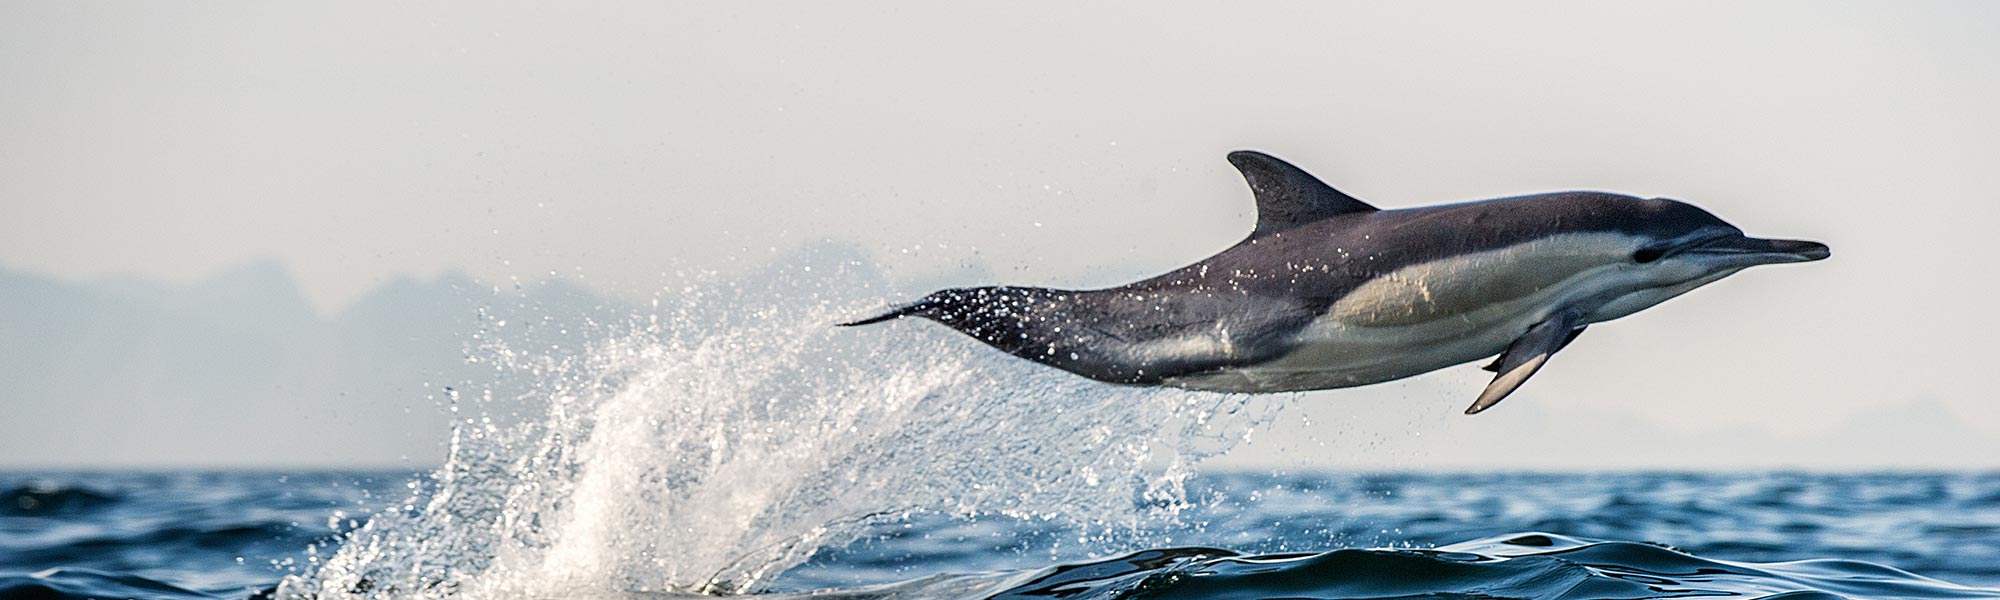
[1324,233,1640,328]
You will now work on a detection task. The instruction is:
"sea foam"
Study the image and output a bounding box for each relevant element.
[277,250,1274,598]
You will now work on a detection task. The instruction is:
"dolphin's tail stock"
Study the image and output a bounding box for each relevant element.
[837,286,1149,385]
[837,286,1045,328]
[836,287,1058,345]
[836,298,936,327]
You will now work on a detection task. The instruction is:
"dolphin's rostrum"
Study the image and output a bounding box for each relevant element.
[842,151,1829,414]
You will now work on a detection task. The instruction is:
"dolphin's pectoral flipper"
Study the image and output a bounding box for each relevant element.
[1466,310,1586,415]
[1480,326,1586,372]
[1226,150,1377,238]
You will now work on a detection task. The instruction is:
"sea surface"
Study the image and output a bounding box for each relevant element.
[2,471,1997,600]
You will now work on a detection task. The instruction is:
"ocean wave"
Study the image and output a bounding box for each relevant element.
[0,568,219,600]
[17,532,1990,600]
[2,483,118,516]
[786,533,2000,600]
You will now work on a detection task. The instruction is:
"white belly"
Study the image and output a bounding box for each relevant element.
[1164,233,1713,393]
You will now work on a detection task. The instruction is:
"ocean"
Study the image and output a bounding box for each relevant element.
[2,470,1996,600]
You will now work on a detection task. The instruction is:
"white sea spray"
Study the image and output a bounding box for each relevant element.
[277,252,1275,598]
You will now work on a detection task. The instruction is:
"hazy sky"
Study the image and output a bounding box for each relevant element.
[4,2,1997,465]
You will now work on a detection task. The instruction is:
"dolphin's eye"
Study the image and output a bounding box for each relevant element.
[1633,247,1665,263]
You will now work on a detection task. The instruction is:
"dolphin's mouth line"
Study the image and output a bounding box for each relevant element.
[1643,233,1744,262]
[1671,234,1746,257]
[1675,234,1831,262]
[1681,239,1769,256]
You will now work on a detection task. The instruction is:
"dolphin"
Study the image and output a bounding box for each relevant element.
[841,151,1829,414]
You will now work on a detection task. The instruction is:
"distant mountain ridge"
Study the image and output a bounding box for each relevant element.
[0,261,626,468]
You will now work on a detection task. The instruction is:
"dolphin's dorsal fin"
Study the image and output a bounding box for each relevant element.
[1227,150,1377,237]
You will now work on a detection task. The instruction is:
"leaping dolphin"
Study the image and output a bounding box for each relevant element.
[841,151,1829,414]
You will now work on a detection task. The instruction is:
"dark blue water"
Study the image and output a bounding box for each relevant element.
[3,471,1996,599]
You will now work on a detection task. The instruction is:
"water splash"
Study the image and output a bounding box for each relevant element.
[277,251,1276,598]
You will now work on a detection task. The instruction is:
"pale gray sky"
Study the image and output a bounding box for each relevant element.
[3,2,1997,466]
